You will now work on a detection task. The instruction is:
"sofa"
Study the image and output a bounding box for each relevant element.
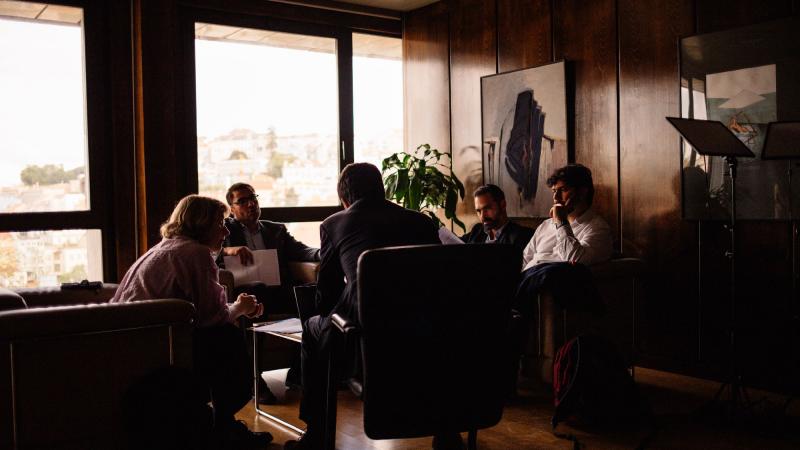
[0,285,195,450]
[520,257,647,384]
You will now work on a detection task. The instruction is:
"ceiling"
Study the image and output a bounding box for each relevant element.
[327,0,438,12]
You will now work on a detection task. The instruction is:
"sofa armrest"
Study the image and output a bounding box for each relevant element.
[0,288,26,311]
[289,261,319,284]
[218,269,235,303]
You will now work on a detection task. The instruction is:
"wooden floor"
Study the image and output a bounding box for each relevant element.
[236,367,800,449]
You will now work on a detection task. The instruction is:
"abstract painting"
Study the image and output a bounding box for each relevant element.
[481,61,568,218]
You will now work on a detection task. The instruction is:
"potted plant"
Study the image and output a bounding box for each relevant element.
[381,144,466,233]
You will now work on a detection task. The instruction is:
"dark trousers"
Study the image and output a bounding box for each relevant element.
[298,314,335,430]
[193,324,252,427]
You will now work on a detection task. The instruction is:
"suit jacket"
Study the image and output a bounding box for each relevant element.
[316,198,439,323]
[461,220,534,261]
[217,218,320,290]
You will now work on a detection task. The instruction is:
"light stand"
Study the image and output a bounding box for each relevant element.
[760,121,800,416]
[666,117,756,423]
[708,154,754,422]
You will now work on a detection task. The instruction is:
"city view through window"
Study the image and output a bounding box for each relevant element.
[0,3,103,288]
[195,26,402,245]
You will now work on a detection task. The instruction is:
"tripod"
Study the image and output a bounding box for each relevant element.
[704,155,754,422]
[666,117,757,424]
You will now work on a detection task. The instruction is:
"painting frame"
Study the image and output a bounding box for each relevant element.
[480,60,569,219]
[679,17,800,220]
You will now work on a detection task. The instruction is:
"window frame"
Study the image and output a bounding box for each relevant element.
[0,0,127,282]
[180,6,401,223]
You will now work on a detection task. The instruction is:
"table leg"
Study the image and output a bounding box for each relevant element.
[253,330,305,435]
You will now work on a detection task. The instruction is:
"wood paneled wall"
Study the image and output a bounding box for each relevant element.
[404,0,799,390]
[403,2,451,157]
[447,0,496,225]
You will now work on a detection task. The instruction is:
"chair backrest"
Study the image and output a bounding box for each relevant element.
[356,244,520,440]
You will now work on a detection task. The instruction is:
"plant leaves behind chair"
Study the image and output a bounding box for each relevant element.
[382,144,466,233]
[325,244,521,450]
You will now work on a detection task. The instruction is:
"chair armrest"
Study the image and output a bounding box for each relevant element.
[289,262,319,284]
[218,269,235,303]
[331,313,358,335]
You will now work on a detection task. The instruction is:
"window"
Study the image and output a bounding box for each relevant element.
[195,24,340,208]
[187,10,402,225]
[0,2,88,213]
[0,1,111,287]
[352,32,403,171]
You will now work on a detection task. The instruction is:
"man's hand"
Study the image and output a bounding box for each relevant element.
[549,198,573,223]
[223,246,254,265]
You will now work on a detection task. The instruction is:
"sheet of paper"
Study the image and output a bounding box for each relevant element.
[438,227,465,245]
[253,318,302,334]
[224,249,280,287]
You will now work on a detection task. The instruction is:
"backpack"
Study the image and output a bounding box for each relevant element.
[552,335,653,429]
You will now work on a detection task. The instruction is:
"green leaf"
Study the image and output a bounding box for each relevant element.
[444,188,457,219]
[409,176,422,211]
[396,168,409,205]
[384,173,398,200]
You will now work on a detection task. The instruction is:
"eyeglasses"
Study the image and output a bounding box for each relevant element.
[551,186,573,196]
[232,194,259,206]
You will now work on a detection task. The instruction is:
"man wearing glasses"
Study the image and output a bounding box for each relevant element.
[521,163,612,270]
[218,182,320,316]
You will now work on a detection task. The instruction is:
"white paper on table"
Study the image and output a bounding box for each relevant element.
[438,227,465,245]
[253,318,302,334]
[224,249,280,287]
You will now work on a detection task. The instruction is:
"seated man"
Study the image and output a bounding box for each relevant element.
[509,164,614,395]
[521,164,613,270]
[285,163,439,450]
[516,163,613,313]
[461,184,533,260]
[217,182,320,315]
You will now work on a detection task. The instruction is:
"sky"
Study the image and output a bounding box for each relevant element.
[0,18,86,187]
[0,17,403,188]
[194,37,403,140]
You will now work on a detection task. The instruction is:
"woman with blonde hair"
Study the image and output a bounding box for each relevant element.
[113,194,271,448]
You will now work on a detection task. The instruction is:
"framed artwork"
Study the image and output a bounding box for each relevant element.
[480,61,568,218]
[680,17,800,220]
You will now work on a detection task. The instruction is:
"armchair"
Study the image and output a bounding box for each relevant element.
[0,298,195,450]
[520,257,647,384]
[323,244,521,450]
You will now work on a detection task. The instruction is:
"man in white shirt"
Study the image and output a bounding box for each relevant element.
[522,164,613,270]
[509,164,613,396]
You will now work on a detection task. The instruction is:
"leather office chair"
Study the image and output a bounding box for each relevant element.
[326,244,520,450]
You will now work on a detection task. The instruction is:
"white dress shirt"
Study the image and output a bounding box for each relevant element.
[521,208,613,271]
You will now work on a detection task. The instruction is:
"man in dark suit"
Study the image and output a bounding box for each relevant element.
[461,184,533,264]
[217,182,320,315]
[285,163,439,450]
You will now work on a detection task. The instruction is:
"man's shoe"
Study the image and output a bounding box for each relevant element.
[432,432,466,450]
[227,420,273,449]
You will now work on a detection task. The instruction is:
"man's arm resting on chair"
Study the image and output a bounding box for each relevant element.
[331,313,358,335]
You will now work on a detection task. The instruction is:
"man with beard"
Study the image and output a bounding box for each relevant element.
[461,184,533,264]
